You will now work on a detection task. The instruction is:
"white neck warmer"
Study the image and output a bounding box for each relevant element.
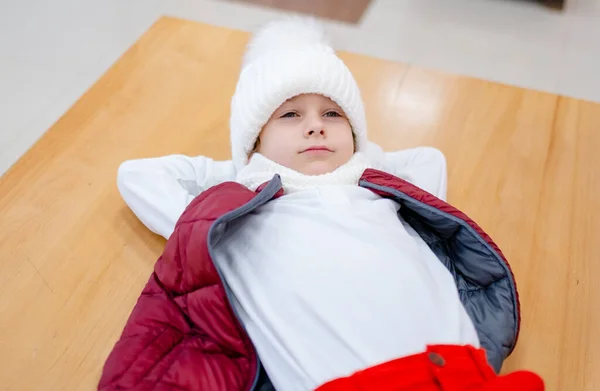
[236,152,375,193]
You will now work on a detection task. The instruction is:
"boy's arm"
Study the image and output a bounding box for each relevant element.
[117,155,236,239]
[384,147,448,201]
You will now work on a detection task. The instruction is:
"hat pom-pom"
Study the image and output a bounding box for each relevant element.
[243,17,332,67]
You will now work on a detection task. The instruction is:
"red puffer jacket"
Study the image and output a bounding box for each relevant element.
[98,169,520,391]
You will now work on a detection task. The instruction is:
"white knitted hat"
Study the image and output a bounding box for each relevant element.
[230,17,368,171]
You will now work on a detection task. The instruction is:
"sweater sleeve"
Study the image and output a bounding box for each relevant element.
[117,155,236,239]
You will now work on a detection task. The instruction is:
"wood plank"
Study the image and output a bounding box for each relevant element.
[0,16,598,391]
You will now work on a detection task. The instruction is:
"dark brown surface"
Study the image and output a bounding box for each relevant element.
[542,0,566,10]
[227,0,373,23]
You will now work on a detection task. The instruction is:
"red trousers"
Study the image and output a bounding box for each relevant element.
[315,345,544,391]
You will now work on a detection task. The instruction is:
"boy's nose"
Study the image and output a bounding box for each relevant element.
[307,128,325,136]
[305,117,325,137]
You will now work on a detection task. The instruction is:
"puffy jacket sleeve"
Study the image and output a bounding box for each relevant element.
[98,219,254,391]
[98,264,192,390]
[117,155,236,239]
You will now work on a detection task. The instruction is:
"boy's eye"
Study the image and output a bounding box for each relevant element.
[281,112,298,118]
[324,111,342,117]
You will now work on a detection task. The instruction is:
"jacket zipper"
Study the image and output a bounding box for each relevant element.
[207,219,261,391]
[205,176,281,390]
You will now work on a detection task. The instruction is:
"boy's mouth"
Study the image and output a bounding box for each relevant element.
[301,146,333,153]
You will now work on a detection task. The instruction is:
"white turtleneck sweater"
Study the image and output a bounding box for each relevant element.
[213,153,480,391]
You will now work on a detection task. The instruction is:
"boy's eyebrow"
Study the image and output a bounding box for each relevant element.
[276,102,297,112]
[274,106,292,114]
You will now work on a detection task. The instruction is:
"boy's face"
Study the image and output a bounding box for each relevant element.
[256,94,355,175]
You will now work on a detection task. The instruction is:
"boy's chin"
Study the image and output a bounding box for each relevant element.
[297,161,343,176]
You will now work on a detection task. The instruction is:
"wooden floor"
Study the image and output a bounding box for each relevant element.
[0,17,598,391]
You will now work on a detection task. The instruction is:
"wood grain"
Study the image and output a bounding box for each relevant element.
[0,16,598,391]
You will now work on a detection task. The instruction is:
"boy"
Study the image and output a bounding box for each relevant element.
[99,18,542,391]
